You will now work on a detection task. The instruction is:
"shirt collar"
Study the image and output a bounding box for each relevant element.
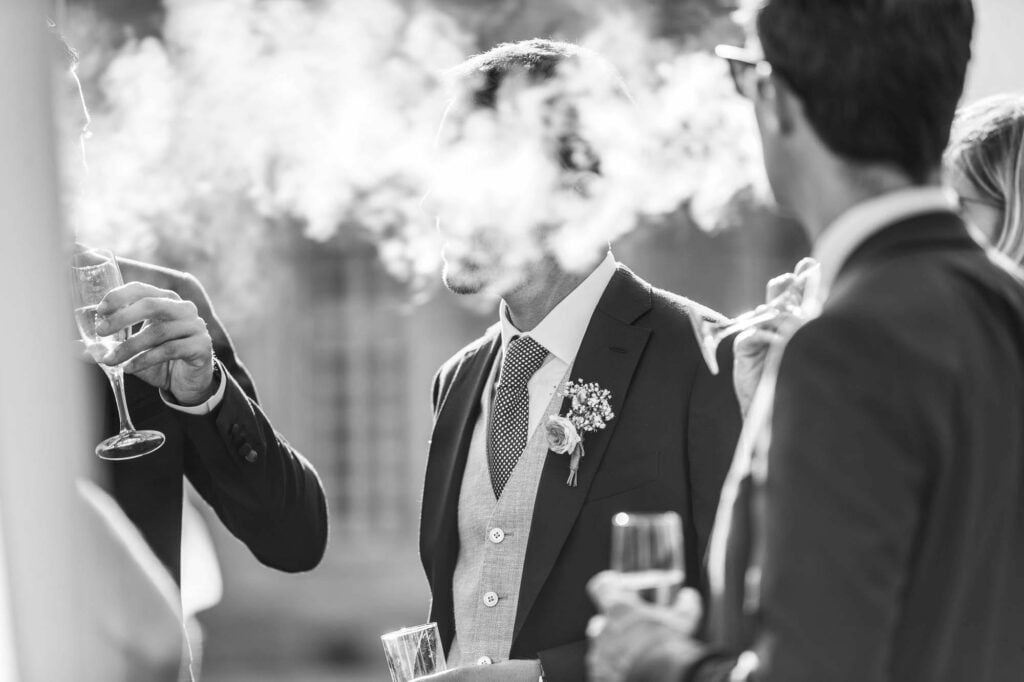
[812,186,956,301]
[499,252,618,364]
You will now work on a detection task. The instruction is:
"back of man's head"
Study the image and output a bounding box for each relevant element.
[756,0,974,183]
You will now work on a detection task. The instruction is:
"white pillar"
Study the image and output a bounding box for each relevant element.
[0,2,96,680]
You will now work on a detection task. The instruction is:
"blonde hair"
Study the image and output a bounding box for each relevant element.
[946,93,1024,262]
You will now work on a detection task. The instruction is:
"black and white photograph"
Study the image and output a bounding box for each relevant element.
[1,0,1023,680]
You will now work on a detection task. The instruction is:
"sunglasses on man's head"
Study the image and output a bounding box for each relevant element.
[714,44,772,100]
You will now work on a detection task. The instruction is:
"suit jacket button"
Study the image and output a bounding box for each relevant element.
[488,528,505,544]
[476,656,493,665]
[241,444,258,463]
[482,591,499,607]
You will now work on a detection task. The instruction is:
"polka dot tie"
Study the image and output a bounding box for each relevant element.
[487,335,549,499]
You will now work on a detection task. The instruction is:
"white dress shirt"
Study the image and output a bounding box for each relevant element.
[496,252,618,432]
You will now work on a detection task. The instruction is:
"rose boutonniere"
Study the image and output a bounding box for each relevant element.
[545,380,615,487]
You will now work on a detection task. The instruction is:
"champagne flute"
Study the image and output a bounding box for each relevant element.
[610,511,685,606]
[71,248,165,460]
[690,260,821,375]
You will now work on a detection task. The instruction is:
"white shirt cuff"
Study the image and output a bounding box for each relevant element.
[160,363,227,415]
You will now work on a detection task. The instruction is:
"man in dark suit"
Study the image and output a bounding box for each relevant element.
[418,40,741,681]
[55,27,327,585]
[93,258,329,583]
[587,1,1024,681]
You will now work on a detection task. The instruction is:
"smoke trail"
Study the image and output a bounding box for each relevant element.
[427,15,762,282]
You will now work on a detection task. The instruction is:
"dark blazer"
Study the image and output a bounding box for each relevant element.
[93,261,328,584]
[694,212,1024,682]
[420,265,741,680]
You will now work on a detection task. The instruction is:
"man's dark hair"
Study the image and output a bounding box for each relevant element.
[757,0,974,183]
[447,39,630,176]
[47,19,79,72]
[449,39,586,110]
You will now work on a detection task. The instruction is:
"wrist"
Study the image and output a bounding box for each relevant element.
[172,361,220,406]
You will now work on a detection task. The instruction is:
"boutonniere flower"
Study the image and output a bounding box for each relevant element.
[545,380,615,487]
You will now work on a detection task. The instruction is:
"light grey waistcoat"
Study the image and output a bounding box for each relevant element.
[448,358,571,667]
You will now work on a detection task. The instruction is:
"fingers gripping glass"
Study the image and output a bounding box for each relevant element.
[690,262,821,375]
[71,249,165,460]
[715,44,773,100]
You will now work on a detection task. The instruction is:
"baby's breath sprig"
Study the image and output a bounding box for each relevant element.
[545,379,616,487]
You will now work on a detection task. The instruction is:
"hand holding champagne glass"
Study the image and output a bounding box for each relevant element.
[587,514,702,682]
[72,248,165,459]
[729,258,821,416]
[690,258,821,375]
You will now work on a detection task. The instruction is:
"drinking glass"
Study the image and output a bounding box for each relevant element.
[381,622,446,682]
[71,248,165,460]
[690,261,821,375]
[610,511,685,606]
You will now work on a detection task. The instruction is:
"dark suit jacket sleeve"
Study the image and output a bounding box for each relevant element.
[728,314,937,682]
[170,274,327,573]
[687,337,742,584]
[176,368,329,572]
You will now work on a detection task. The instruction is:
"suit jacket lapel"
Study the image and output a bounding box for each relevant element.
[422,329,501,646]
[514,266,653,642]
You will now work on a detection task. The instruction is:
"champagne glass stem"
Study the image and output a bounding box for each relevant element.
[103,365,138,433]
[714,306,781,342]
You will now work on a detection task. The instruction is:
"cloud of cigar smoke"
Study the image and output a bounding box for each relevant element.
[66,0,470,293]
[427,49,641,293]
[581,8,763,225]
[429,20,761,286]
[61,0,761,309]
